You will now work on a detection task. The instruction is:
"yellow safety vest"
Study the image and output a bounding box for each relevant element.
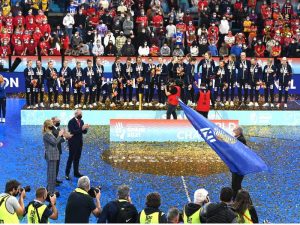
[238,209,253,224]
[139,210,160,224]
[183,206,202,224]
[41,0,48,11]
[0,194,20,224]
[32,0,40,10]
[74,188,89,195]
[27,202,48,224]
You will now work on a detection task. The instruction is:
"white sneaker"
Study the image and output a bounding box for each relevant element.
[230,101,234,107]
[136,102,140,106]
[247,102,254,107]
[219,102,224,107]
[2,118,5,123]
[124,102,128,106]
[32,105,37,109]
[54,103,60,107]
[89,104,93,109]
[276,103,280,108]
[149,102,153,107]
[143,103,148,107]
[284,103,287,108]
[61,104,66,108]
[66,104,70,108]
[159,103,164,108]
[50,104,54,108]
[26,105,31,109]
[100,103,105,107]
[263,103,269,107]
[187,100,192,106]
[110,103,116,107]
[0,118,2,122]
[83,105,87,109]
[75,104,78,109]
[254,102,259,107]
[270,103,274,108]
[78,104,82,108]
[225,101,229,106]
[93,103,97,107]
[35,104,38,108]
[129,101,134,106]
[155,103,160,107]
[40,102,45,108]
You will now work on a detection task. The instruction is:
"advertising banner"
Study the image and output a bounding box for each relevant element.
[109,119,239,142]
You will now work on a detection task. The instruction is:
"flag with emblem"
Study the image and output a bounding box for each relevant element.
[179,101,269,175]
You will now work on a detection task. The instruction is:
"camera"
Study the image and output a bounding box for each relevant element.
[20,186,31,193]
[45,191,60,202]
[88,186,101,198]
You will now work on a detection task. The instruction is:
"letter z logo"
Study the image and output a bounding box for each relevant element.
[200,128,216,143]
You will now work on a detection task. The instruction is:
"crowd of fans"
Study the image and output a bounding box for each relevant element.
[1,0,300,57]
[0,177,260,223]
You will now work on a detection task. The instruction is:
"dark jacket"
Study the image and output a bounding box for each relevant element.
[121,43,136,56]
[205,202,237,223]
[184,203,206,223]
[68,117,87,147]
[237,134,247,145]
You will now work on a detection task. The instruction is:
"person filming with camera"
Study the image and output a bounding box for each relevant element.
[165,79,181,120]
[25,187,58,223]
[0,179,26,223]
[65,176,101,223]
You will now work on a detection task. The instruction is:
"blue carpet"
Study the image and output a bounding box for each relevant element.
[0,98,299,223]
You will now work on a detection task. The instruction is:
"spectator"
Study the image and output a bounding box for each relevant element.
[74,9,86,37]
[160,42,171,56]
[183,188,210,223]
[65,176,101,223]
[205,187,237,223]
[232,190,258,223]
[208,41,218,56]
[149,43,160,56]
[63,13,75,41]
[71,31,83,50]
[92,39,105,56]
[121,38,136,56]
[167,207,180,223]
[96,20,108,40]
[123,15,134,36]
[104,41,118,56]
[137,192,167,223]
[0,180,26,223]
[219,17,230,38]
[138,42,150,56]
[254,40,266,57]
[97,185,138,223]
[190,41,199,56]
[103,31,116,47]
[230,43,242,57]
[116,32,127,55]
[219,42,229,57]
[172,45,184,56]
[78,42,90,56]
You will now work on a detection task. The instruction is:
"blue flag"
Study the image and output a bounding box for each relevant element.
[179,101,269,176]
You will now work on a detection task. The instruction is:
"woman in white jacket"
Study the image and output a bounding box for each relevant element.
[92,39,104,56]
[138,42,150,56]
[63,13,75,41]
[103,31,116,47]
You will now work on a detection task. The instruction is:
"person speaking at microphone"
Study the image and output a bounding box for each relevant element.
[65,109,89,180]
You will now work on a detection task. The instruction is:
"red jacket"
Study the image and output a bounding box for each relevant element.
[0,45,11,56]
[168,86,181,106]
[254,44,266,57]
[13,44,25,55]
[196,90,210,112]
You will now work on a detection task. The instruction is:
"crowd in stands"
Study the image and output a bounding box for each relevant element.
[0,177,259,223]
[1,0,300,57]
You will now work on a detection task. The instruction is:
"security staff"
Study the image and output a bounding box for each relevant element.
[72,62,84,109]
[137,192,167,223]
[156,57,168,108]
[225,54,237,107]
[94,57,104,105]
[262,59,276,107]
[214,60,227,107]
[247,58,262,107]
[123,57,134,106]
[165,79,181,120]
[24,60,36,109]
[45,61,59,108]
[236,52,251,106]
[83,59,97,109]
[26,188,58,223]
[184,57,196,107]
[59,60,72,108]
[134,56,146,106]
[0,180,25,224]
[197,51,215,106]
[34,60,46,108]
[277,57,292,108]
[112,57,123,102]
[144,57,156,107]
[195,83,211,118]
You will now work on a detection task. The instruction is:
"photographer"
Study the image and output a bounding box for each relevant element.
[165,79,181,120]
[97,184,138,223]
[0,180,26,223]
[25,188,58,223]
[65,176,101,223]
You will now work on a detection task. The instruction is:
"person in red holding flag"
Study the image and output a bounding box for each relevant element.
[165,79,181,120]
[195,83,210,118]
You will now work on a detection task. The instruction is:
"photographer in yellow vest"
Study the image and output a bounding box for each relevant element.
[25,188,58,223]
[137,192,167,223]
[0,179,26,224]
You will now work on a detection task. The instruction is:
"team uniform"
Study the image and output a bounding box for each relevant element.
[45,67,59,107]
[134,62,147,105]
[225,61,237,106]
[24,66,36,108]
[262,64,276,107]
[184,62,196,106]
[248,63,262,107]
[72,67,84,108]
[214,65,226,106]
[144,63,156,106]
[156,63,168,107]
[94,63,104,104]
[34,65,46,108]
[123,62,135,105]
[277,63,292,107]
[112,62,123,102]
[236,59,251,105]
[174,62,186,102]
[83,66,97,108]
[59,66,72,108]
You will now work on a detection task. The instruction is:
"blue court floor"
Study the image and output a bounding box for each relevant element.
[0,98,299,223]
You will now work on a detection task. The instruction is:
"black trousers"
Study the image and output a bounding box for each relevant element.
[166,104,177,119]
[35,84,45,103]
[123,84,133,102]
[73,87,82,105]
[249,84,259,102]
[214,85,225,102]
[185,86,194,103]
[278,84,289,103]
[84,86,96,104]
[0,97,6,118]
[232,172,244,200]
[62,84,70,104]
[237,79,248,103]
[65,142,82,176]
[264,83,274,103]
[198,110,208,118]
[96,82,102,102]
[26,85,35,106]
[158,84,166,104]
[226,82,235,101]
[48,86,58,104]
[144,84,154,103]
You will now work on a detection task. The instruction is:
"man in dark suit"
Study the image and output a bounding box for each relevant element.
[65,109,89,180]
[232,126,247,199]
[51,117,65,185]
